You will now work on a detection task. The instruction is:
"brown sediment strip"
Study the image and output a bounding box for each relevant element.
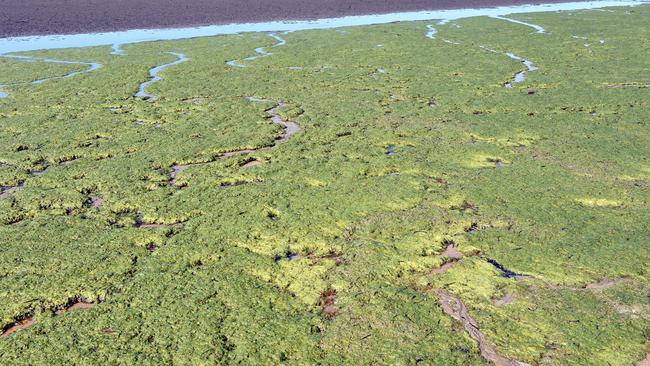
[54,299,96,316]
[1,316,35,337]
[168,96,301,186]
[1,298,97,337]
[433,289,532,366]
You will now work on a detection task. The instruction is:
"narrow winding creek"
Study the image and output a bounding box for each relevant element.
[0,54,101,98]
[135,52,189,100]
[504,52,539,87]
[226,33,287,68]
[425,25,438,39]
[489,15,546,33]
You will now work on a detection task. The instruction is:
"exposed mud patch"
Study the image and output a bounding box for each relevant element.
[433,289,532,366]
[441,243,463,259]
[89,195,104,208]
[0,182,24,198]
[493,293,516,306]
[320,288,338,319]
[637,353,650,366]
[169,164,190,186]
[431,243,466,275]
[240,159,264,168]
[431,261,461,275]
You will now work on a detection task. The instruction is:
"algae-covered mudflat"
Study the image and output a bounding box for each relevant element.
[0,3,649,365]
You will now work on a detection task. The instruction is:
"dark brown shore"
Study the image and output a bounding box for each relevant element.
[2,0,587,38]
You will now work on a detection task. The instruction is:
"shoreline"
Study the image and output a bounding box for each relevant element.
[0,0,601,38]
[1,1,648,54]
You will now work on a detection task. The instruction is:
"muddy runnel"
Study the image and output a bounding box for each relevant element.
[226,33,287,68]
[1,297,97,337]
[433,288,532,366]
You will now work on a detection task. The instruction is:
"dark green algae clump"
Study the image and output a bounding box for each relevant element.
[0,5,649,365]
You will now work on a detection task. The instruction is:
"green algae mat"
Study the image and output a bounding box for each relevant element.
[1,5,649,365]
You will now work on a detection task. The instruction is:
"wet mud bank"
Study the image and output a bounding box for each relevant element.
[431,244,465,275]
